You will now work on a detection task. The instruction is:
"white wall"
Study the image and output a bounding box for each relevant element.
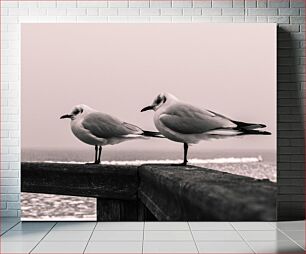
[1,0,305,219]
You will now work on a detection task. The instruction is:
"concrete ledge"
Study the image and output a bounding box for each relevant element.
[21,162,144,221]
[22,162,277,221]
[138,164,277,221]
[21,162,139,200]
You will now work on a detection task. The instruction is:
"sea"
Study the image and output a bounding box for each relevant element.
[21,148,276,221]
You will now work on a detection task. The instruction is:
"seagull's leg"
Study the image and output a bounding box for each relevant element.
[97,146,102,164]
[94,145,98,164]
[183,143,188,166]
[86,145,98,165]
[171,143,189,166]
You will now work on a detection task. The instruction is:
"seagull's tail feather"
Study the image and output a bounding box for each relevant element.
[207,128,271,136]
[239,129,271,136]
[142,130,164,138]
[232,120,271,135]
[233,120,266,130]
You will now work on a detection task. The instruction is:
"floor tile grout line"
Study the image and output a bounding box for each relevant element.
[142,229,191,231]
[89,240,240,242]
[82,222,97,254]
[0,221,21,236]
[275,229,305,231]
[187,222,200,254]
[29,222,57,254]
[231,222,276,231]
[229,221,236,231]
[276,227,305,250]
[268,222,277,229]
[229,222,256,254]
[141,221,145,254]
[94,229,147,231]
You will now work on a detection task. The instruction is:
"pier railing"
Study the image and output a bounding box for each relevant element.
[21,162,277,221]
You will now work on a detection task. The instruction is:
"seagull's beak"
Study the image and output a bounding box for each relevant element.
[141,105,154,112]
[60,114,72,119]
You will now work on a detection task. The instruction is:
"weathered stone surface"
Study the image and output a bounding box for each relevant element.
[21,162,139,200]
[22,162,277,221]
[138,164,277,221]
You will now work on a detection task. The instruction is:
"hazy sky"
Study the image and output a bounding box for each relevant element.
[21,23,276,152]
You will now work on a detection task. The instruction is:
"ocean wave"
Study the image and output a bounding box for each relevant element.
[40,156,263,165]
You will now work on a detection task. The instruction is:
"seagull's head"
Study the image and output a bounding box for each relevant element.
[60,104,91,120]
[141,93,176,112]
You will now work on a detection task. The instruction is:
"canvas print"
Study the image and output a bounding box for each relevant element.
[21,24,276,221]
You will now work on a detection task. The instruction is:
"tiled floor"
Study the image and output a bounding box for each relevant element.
[0,219,304,253]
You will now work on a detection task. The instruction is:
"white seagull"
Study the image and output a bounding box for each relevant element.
[141,93,271,166]
[60,104,162,164]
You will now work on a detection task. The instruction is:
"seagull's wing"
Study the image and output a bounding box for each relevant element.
[82,112,142,139]
[159,103,235,134]
[122,122,143,133]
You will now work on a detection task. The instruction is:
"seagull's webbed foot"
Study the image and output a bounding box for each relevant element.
[85,160,100,165]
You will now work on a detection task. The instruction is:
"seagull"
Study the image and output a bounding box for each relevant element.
[141,93,271,166]
[60,104,162,164]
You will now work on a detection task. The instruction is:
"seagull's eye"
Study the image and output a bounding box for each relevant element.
[155,95,166,105]
[155,96,162,104]
[72,108,81,115]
